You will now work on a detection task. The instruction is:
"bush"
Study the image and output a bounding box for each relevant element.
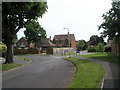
[14,48,38,54]
[46,48,53,54]
[0,44,7,57]
[28,48,38,54]
[104,46,111,52]
[96,43,105,52]
[88,46,97,52]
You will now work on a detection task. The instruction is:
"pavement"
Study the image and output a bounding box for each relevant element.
[2,54,75,88]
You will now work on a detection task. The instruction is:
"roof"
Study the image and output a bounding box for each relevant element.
[17,37,27,43]
[40,38,55,47]
[53,34,75,47]
[17,37,55,47]
[53,34,75,41]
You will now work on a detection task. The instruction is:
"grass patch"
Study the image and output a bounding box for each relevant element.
[2,63,22,71]
[19,56,30,61]
[64,53,76,56]
[64,57,105,88]
[78,52,120,64]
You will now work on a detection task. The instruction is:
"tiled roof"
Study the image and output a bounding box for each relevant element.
[53,34,75,47]
[53,34,74,41]
[40,38,55,47]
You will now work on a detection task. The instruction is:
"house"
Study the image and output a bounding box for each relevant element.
[15,37,35,49]
[14,37,55,54]
[15,34,77,55]
[52,34,76,55]
[53,34,76,48]
[39,38,55,53]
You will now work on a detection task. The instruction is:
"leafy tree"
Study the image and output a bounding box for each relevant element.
[77,40,87,51]
[96,42,105,52]
[87,35,104,46]
[2,2,48,63]
[98,1,120,41]
[24,20,46,48]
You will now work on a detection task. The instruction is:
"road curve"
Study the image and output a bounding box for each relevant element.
[3,54,75,88]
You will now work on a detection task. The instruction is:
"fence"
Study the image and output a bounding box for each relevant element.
[111,41,120,56]
[53,47,76,56]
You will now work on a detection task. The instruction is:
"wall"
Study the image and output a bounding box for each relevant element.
[53,47,76,56]
[111,41,120,56]
[71,34,76,48]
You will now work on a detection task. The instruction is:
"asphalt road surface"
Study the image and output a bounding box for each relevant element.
[2,54,75,88]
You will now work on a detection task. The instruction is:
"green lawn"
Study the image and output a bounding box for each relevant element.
[64,57,105,88]
[79,52,120,64]
[19,56,30,61]
[64,53,76,56]
[2,63,22,71]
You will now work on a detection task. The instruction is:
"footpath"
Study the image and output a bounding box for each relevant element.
[0,56,29,65]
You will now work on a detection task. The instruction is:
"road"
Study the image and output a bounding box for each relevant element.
[2,54,75,88]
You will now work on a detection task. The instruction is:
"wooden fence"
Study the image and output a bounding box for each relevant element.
[111,41,120,56]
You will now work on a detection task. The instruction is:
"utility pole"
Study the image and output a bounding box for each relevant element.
[63,28,70,58]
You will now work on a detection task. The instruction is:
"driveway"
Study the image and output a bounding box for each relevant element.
[2,54,75,88]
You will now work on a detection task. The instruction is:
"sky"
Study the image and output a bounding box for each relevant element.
[17,0,113,42]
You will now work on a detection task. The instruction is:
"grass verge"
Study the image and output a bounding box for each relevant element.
[78,52,120,64]
[64,53,76,56]
[19,56,30,61]
[2,63,22,71]
[64,57,105,88]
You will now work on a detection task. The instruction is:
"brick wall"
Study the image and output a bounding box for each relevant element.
[71,34,76,48]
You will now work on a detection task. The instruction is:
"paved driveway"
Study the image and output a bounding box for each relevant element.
[2,54,75,88]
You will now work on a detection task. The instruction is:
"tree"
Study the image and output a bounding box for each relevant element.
[77,40,87,51]
[24,20,46,48]
[96,42,105,52]
[87,35,104,46]
[99,1,120,41]
[2,2,48,63]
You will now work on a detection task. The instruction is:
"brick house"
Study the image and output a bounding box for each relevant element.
[52,34,76,55]
[53,34,76,48]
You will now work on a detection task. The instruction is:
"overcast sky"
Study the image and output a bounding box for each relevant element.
[17,0,112,42]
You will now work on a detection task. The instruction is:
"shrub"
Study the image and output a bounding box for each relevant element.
[88,46,97,52]
[28,48,38,54]
[96,43,105,52]
[104,46,111,52]
[0,44,7,57]
[14,48,38,54]
[46,48,53,54]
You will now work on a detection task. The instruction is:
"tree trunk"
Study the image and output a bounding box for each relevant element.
[4,43,14,64]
